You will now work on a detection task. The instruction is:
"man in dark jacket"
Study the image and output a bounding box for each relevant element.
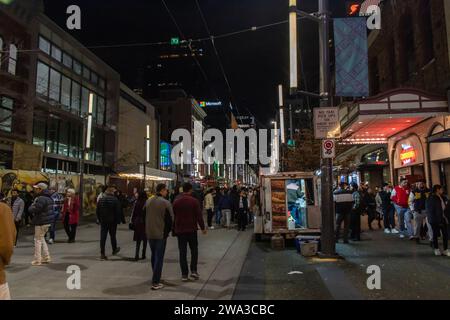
[426,185,449,256]
[96,185,125,260]
[237,190,249,231]
[28,183,54,266]
[333,182,353,243]
[173,182,207,281]
[376,183,397,234]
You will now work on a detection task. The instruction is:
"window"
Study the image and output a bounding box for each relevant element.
[73,59,82,75]
[97,96,105,125]
[61,75,71,110]
[82,66,90,80]
[0,97,13,132]
[62,52,73,68]
[69,124,80,158]
[70,81,81,116]
[91,72,98,85]
[51,45,62,62]
[0,37,3,69]
[58,120,69,156]
[94,130,104,162]
[81,86,89,116]
[49,68,61,102]
[36,61,49,96]
[46,118,58,154]
[8,44,17,75]
[99,78,105,89]
[38,36,50,54]
[32,118,46,148]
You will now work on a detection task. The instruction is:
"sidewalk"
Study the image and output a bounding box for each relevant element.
[6,220,253,300]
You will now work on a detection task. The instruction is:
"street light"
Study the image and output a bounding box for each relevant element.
[143,124,150,189]
[289,0,298,92]
[278,84,286,144]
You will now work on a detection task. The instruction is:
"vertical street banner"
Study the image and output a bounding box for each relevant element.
[334,17,369,97]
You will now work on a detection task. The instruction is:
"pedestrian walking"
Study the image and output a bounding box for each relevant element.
[204,188,215,229]
[173,182,207,281]
[426,185,450,256]
[47,188,64,244]
[62,189,80,243]
[131,191,148,261]
[409,181,432,243]
[391,178,412,238]
[145,184,174,290]
[237,190,249,231]
[350,183,362,241]
[213,187,222,226]
[230,185,239,223]
[96,185,125,260]
[10,189,24,246]
[218,189,233,228]
[333,182,353,243]
[28,183,54,266]
[0,202,15,300]
[366,188,379,230]
[376,183,397,234]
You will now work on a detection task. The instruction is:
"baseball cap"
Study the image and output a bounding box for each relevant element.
[33,182,48,190]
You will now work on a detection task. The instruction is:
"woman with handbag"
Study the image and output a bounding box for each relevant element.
[131,191,148,261]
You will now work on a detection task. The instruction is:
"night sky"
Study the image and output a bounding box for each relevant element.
[43,0,345,128]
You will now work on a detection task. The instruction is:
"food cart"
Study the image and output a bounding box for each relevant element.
[255,171,321,241]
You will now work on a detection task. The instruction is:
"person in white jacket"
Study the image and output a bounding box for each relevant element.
[204,189,215,229]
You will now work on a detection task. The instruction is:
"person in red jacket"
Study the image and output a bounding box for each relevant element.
[173,182,207,282]
[61,189,80,243]
[391,178,412,238]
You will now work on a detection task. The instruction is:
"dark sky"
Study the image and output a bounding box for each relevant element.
[43,0,345,128]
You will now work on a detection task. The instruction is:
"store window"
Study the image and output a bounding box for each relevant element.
[38,36,50,55]
[61,75,71,111]
[36,61,49,96]
[0,96,13,132]
[49,68,61,103]
[51,44,62,62]
[71,81,81,116]
[8,44,17,75]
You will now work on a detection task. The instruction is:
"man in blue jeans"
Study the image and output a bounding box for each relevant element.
[145,184,174,290]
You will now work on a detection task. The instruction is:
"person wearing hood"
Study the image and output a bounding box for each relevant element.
[28,183,54,266]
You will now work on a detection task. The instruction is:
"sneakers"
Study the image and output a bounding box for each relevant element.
[31,260,42,266]
[434,249,442,256]
[48,239,54,244]
[409,236,416,241]
[209,226,215,230]
[42,256,51,264]
[399,234,405,239]
[151,283,164,290]
[190,273,200,280]
[181,276,189,282]
[391,229,399,234]
[384,228,391,234]
[442,250,450,257]
[112,247,121,255]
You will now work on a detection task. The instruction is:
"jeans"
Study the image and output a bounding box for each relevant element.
[206,209,214,227]
[14,220,20,246]
[350,209,361,240]
[100,223,118,255]
[221,209,231,227]
[63,214,78,241]
[177,232,198,277]
[237,208,248,231]
[215,207,222,225]
[335,212,351,242]
[394,205,411,235]
[149,239,167,285]
[413,210,433,240]
[431,223,448,250]
[405,209,414,237]
[49,213,60,241]
[382,206,395,229]
[34,225,51,262]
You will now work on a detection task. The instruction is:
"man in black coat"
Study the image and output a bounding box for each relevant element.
[333,182,353,243]
[96,185,125,260]
[426,185,449,256]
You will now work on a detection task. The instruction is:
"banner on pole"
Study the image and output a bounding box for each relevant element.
[334,18,369,97]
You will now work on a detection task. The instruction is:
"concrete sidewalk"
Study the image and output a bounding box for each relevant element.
[6,221,253,300]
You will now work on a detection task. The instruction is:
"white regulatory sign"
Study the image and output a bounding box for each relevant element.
[313,107,341,139]
[322,139,335,159]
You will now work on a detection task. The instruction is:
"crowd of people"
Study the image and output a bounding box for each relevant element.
[334,179,450,256]
[0,180,260,298]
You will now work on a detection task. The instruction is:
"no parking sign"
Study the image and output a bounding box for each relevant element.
[322,139,335,159]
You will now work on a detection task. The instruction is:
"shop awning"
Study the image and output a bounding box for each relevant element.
[428,129,450,143]
[339,88,449,144]
[117,165,176,181]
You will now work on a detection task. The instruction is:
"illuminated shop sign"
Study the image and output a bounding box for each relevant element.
[199,101,223,108]
[400,144,416,166]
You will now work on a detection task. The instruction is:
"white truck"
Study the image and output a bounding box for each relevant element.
[254,171,321,241]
